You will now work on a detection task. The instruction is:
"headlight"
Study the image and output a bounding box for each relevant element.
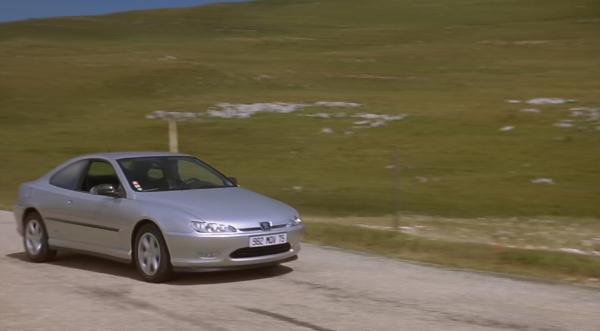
[192,221,237,233]
[287,216,303,227]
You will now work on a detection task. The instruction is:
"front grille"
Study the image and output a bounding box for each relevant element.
[239,224,288,232]
[230,243,291,259]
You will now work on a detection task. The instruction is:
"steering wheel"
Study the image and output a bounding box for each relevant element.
[183,177,202,186]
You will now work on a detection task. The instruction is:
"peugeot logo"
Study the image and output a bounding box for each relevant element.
[259,221,272,231]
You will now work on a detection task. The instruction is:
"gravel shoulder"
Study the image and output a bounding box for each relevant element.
[1,211,599,331]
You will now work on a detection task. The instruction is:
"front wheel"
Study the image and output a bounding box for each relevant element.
[23,212,57,262]
[133,224,172,283]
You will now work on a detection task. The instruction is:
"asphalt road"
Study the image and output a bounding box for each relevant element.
[1,211,599,331]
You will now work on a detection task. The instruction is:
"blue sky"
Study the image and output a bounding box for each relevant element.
[0,0,246,22]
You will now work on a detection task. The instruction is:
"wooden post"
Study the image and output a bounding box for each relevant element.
[168,119,178,153]
[392,146,400,231]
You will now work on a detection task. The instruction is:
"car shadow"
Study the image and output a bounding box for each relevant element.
[5,251,294,285]
[170,264,294,285]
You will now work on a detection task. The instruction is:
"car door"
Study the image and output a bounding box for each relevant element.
[64,159,129,253]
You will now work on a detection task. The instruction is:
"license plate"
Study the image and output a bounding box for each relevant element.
[249,233,287,247]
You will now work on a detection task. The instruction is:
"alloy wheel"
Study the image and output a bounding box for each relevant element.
[137,232,161,276]
[25,219,43,255]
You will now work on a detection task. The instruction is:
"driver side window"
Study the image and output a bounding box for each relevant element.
[81,160,122,193]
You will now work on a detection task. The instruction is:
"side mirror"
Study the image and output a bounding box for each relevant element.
[228,177,238,187]
[92,184,122,198]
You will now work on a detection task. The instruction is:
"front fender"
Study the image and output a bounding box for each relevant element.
[135,199,198,235]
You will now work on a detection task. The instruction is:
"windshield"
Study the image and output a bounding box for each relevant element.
[117,156,235,192]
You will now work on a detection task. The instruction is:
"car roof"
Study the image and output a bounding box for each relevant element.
[78,151,191,161]
[38,151,199,181]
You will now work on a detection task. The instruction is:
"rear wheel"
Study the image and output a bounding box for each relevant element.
[133,224,172,283]
[23,212,57,262]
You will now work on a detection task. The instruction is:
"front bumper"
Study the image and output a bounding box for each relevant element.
[164,224,304,271]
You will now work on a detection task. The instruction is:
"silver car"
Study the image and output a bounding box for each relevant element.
[14,152,304,282]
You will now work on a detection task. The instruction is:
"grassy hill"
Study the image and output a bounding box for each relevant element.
[1,0,599,218]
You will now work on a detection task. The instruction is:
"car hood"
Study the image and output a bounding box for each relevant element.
[134,187,297,228]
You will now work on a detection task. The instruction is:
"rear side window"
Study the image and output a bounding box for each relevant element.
[49,160,88,190]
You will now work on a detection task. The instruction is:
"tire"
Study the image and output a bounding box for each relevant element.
[133,223,172,283]
[23,212,57,262]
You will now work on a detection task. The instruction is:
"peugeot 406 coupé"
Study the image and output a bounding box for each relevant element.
[14,152,303,282]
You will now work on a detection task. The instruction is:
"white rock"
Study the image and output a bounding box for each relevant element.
[369,120,386,127]
[507,99,522,104]
[321,127,333,134]
[159,55,177,60]
[314,101,362,108]
[399,226,418,233]
[351,113,407,129]
[499,126,514,132]
[554,121,574,128]
[147,102,412,131]
[569,107,598,111]
[570,111,585,117]
[210,102,308,119]
[526,98,576,105]
[302,112,349,119]
[559,248,586,255]
[145,110,200,120]
[353,113,406,121]
[255,74,273,81]
[332,113,349,118]
[416,176,428,183]
[520,108,541,113]
[568,107,600,121]
[531,178,555,185]
[197,101,364,119]
[304,112,331,118]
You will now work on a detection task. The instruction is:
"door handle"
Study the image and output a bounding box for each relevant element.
[66,200,73,205]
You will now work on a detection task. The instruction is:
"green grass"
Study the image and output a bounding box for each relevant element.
[1,0,599,219]
[305,222,600,283]
[307,214,600,255]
